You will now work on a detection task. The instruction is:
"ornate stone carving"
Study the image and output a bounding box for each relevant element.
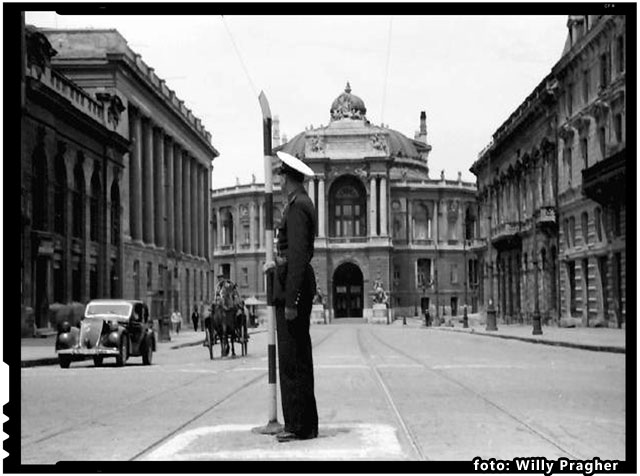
[96,92,126,128]
[308,135,325,152]
[25,26,57,79]
[371,133,387,152]
[372,279,388,305]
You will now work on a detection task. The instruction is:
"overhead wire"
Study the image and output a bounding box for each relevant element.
[220,15,259,98]
[380,16,393,125]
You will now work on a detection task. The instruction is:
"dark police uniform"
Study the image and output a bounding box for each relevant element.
[274,183,318,438]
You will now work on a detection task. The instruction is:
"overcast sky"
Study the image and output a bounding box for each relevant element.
[25,12,569,189]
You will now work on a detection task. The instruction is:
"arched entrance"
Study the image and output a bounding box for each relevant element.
[333,262,363,318]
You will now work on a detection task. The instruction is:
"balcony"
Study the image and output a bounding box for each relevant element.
[327,236,368,245]
[536,206,557,228]
[491,221,521,250]
[582,149,626,205]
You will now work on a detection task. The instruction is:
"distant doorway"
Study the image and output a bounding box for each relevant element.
[333,263,363,318]
[420,297,430,314]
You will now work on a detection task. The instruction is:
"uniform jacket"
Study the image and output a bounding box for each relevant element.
[274,184,316,308]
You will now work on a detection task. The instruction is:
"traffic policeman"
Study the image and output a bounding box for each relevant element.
[269,151,318,442]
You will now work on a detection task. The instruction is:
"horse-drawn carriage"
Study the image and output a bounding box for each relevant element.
[204,279,249,359]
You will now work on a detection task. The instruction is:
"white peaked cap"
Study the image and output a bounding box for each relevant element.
[276,151,315,177]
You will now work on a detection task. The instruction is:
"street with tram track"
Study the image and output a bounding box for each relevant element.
[20,323,625,463]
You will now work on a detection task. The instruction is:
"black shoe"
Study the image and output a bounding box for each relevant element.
[275,430,317,442]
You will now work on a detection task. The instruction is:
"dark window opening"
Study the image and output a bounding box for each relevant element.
[54,154,66,235]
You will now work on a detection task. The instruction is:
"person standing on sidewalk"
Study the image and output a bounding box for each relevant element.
[265,151,318,443]
[191,305,200,332]
[171,310,182,334]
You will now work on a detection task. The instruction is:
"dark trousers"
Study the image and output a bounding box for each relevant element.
[192,316,198,332]
[275,266,318,436]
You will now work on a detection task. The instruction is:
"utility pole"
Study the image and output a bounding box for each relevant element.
[252,91,283,435]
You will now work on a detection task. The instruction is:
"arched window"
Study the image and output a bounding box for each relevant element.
[464,206,476,240]
[329,176,366,237]
[32,147,48,231]
[594,207,602,241]
[73,156,85,239]
[90,168,101,242]
[581,211,589,246]
[110,180,120,245]
[222,209,234,245]
[412,203,431,240]
[54,152,66,235]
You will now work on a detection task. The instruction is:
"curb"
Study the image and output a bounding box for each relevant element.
[430,326,625,354]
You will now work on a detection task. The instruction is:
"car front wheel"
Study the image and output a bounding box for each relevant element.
[116,338,128,367]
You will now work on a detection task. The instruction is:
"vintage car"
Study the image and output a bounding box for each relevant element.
[55,299,156,368]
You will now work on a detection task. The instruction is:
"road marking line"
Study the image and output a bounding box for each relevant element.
[143,423,404,460]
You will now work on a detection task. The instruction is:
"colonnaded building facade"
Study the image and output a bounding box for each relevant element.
[212,84,480,322]
[470,14,626,328]
[21,25,130,333]
[25,27,219,330]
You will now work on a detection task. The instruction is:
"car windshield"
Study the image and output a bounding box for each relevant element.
[85,303,131,317]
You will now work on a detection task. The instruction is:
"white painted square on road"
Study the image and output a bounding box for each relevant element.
[142,423,405,460]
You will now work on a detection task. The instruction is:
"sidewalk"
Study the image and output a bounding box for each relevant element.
[393,316,626,353]
[20,327,267,367]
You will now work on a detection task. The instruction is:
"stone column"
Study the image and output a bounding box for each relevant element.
[202,167,207,258]
[318,177,326,238]
[258,202,263,249]
[216,208,222,250]
[434,200,440,244]
[380,176,387,236]
[200,166,205,258]
[153,127,165,248]
[130,111,143,241]
[249,200,256,249]
[142,118,154,245]
[165,137,174,250]
[369,176,377,237]
[191,159,198,256]
[174,143,183,253]
[183,152,191,255]
[308,179,316,207]
[206,168,212,260]
[407,198,413,242]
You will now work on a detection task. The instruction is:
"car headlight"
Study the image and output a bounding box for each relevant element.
[109,321,119,331]
[58,321,71,333]
[57,332,71,348]
[108,331,119,346]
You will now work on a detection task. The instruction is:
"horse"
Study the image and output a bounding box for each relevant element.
[210,280,242,358]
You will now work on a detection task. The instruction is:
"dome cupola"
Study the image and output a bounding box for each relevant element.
[330,82,367,121]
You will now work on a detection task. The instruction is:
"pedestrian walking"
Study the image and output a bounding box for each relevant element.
[265,151,318,442]
[191,305,200,332]
[171,310,182,334]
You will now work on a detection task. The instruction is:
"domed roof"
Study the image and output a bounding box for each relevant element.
[330,82,367,121]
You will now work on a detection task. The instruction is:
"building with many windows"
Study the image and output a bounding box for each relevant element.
[21,25,130,334]
[212,84,479,322]
[40,28,220,323]
[470,15,626,328]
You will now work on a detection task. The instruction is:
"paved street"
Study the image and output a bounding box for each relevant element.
[20,323,625,463]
